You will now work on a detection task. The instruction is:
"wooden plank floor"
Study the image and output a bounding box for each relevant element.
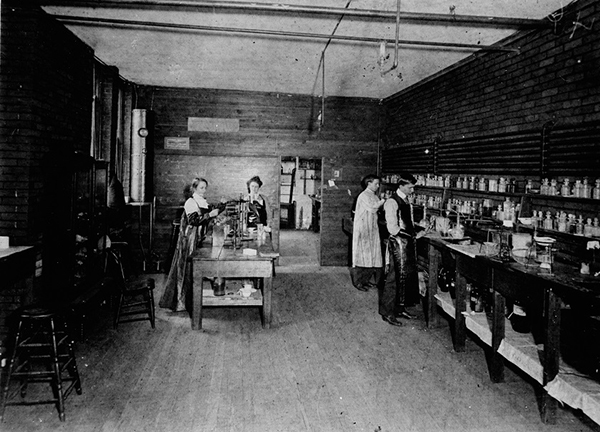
[2,230,600,431]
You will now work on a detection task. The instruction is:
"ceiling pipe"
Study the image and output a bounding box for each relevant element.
[52,15,520,53]
[315,0,353,129]
[41,0,553,30]
[321,52,325,129]
[380,0,400,76]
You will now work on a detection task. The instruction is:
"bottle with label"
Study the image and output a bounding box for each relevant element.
[549,179,558,196]
[502,198,511,221]
[573,179,583,198]
[540,178,549,195]
[582,178,591,199]
[498,177,507,193]
[531,211,538,230]
[496,205,504,221]
[575,215,585,236]
[593,218,600,237]
[543,212,553,230]
[584,218,594,237]
[525,179,533,194]
[566,213,575,233]
[561,178,571,197]
[593,179,600,200]
[481,199,489,217]
[536,210,544,229]
[462,177,469,189]
[557,212,568,233]
[488,178,498,192]
[469,284,485,313]
[478,177,486,192]
[469,176,476,190]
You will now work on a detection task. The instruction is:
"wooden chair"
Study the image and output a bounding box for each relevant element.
[106,245,156,329]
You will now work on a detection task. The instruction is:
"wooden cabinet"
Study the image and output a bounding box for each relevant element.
[43,152,108,301]
[70,158,108,293]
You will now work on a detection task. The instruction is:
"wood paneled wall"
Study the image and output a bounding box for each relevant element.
[135,86,380,266]
[154,155,280,256]
[381,0,600,178]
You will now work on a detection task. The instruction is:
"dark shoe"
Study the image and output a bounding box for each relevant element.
[397,309,416,320]
[354,285,369,292]
[382,315,403,326]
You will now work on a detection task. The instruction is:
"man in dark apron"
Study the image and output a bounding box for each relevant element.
[379,173,424,326]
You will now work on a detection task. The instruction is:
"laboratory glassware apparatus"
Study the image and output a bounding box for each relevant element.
[222,195,250,249]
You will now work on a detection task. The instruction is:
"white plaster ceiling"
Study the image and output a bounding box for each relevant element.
[41,0,571,99]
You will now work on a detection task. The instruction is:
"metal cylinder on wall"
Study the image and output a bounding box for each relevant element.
[130,108,149,202]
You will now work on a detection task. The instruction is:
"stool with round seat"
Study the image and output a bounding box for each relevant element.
[0,306,82,422]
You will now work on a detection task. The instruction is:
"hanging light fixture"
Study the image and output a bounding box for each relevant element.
[378,40,387,70]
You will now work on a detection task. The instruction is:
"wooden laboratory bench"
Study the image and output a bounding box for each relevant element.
[419,233,600,426]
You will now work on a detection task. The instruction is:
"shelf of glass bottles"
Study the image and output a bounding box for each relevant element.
[414,192,600,238]
[519,212,600,239]
[411,185,600,240]
[412,185,522,224]
[400,174,600,199]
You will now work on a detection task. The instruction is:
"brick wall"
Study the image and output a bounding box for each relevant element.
[381,0,600,175]
[0,2,94,294]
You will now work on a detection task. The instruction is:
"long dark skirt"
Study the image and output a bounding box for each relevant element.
[159,218,198,312]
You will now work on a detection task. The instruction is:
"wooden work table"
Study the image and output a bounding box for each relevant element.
[420,233,600,425]
[190,235,279,330]
[0,246,36,347]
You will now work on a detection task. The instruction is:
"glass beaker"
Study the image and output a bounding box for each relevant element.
[498,228,512,262]
[534,237,556,274]
[212,277,226,296]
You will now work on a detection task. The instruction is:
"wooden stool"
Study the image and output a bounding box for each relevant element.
[0,306,82,422]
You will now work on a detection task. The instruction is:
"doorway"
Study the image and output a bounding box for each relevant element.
[279,157,323,266]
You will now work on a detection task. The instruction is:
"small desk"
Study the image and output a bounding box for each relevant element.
[191,236,278,330]
[0,246,36,345]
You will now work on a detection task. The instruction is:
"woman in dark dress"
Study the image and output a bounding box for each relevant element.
[246,176,272,233]
[159,177,219,312]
